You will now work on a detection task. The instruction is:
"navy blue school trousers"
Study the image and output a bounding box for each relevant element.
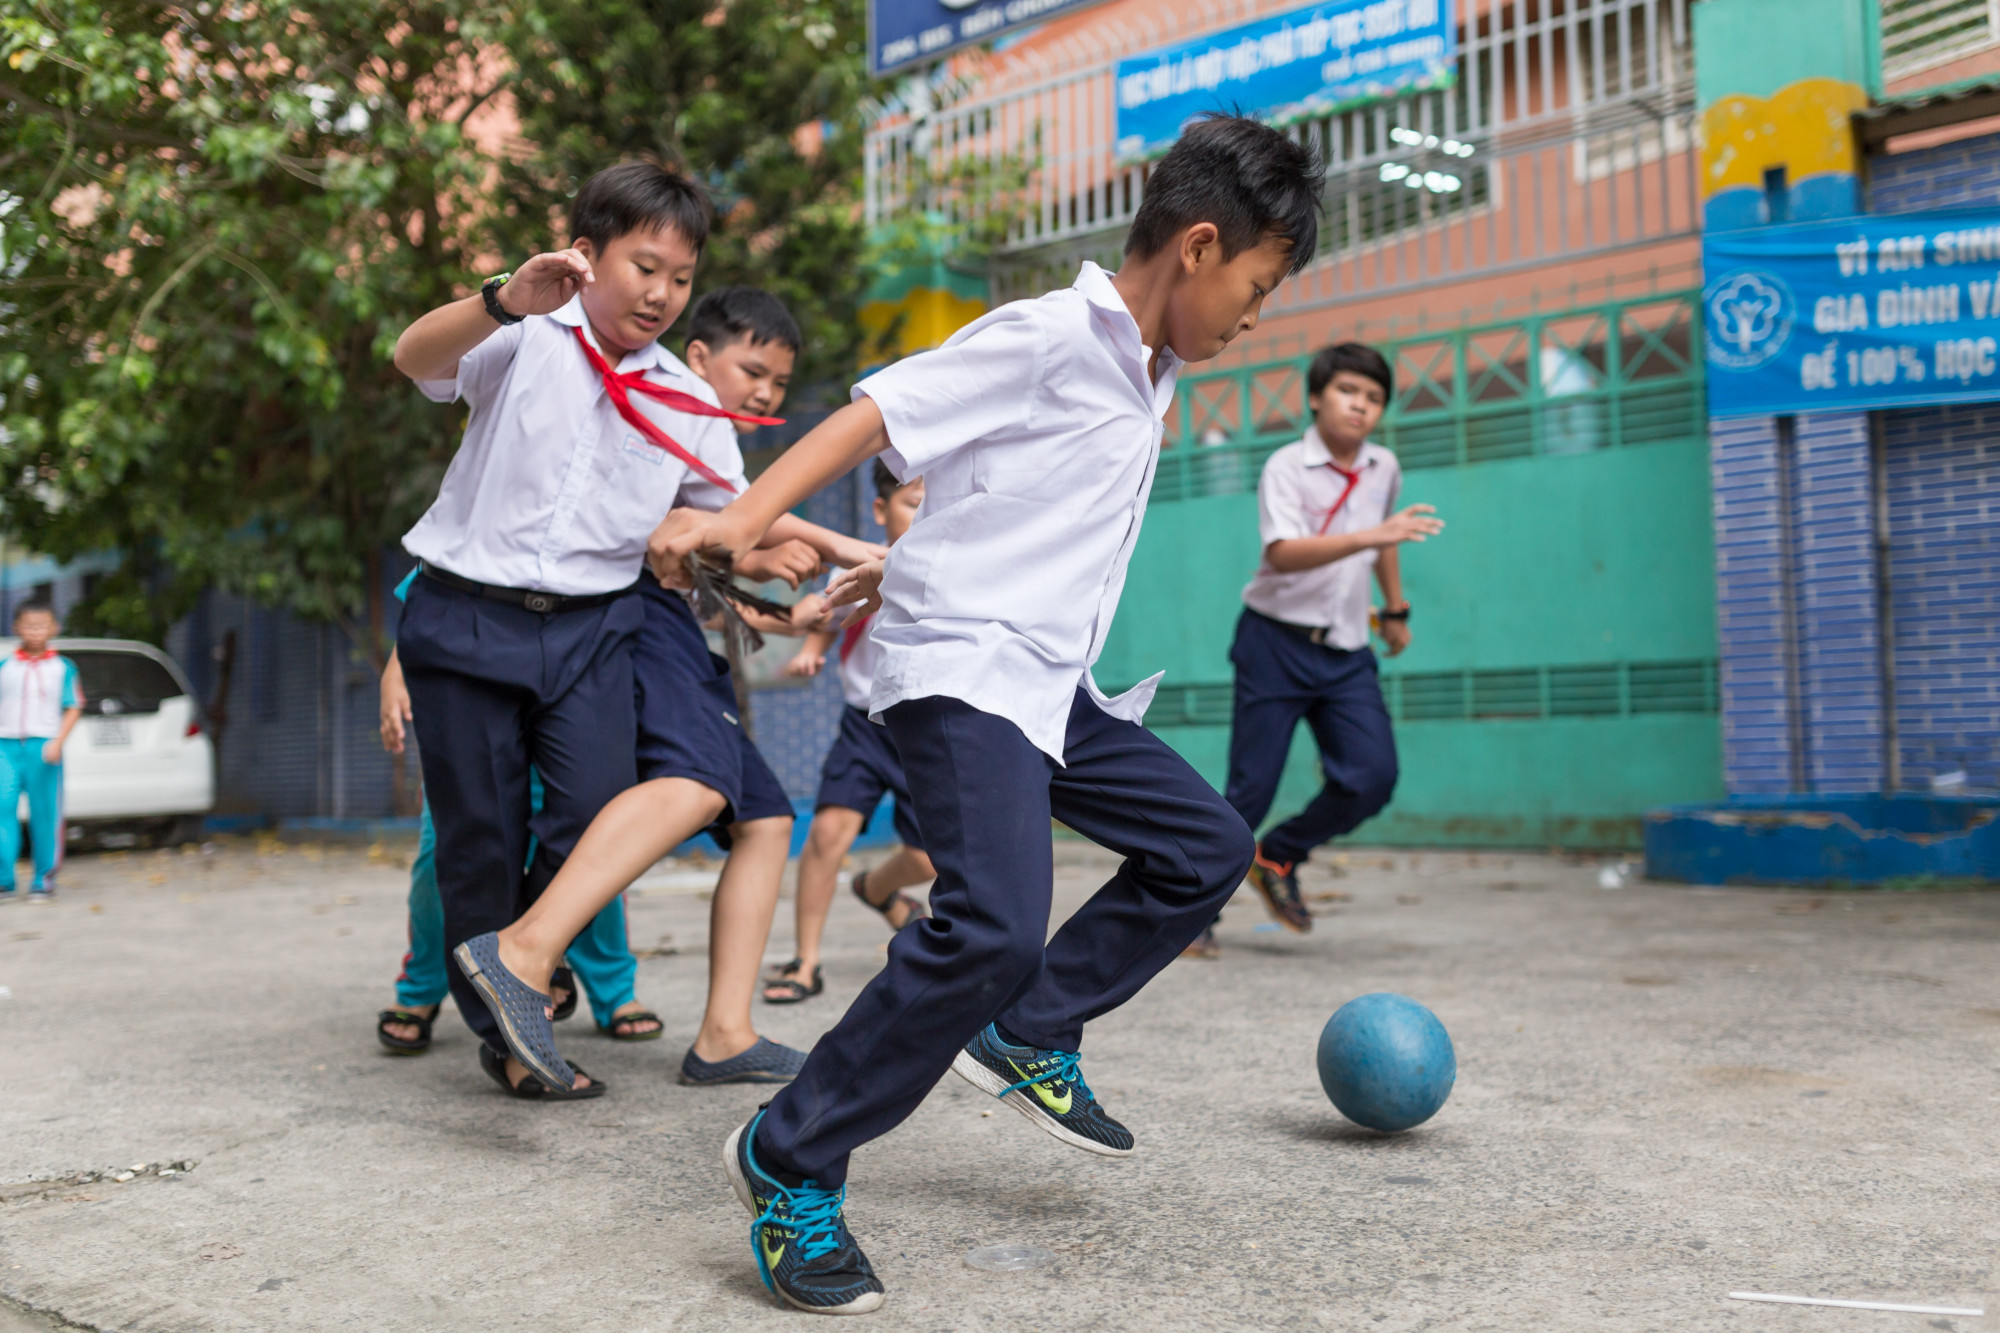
[396,575,642,1053]
[756,687,1254,1187]
[1223,608,1398,867]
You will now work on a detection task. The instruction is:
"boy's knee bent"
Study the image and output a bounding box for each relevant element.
[1356,759,1399,821]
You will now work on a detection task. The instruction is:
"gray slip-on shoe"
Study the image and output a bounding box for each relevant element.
[680,1036,808,1086]
[452,932,576,1091]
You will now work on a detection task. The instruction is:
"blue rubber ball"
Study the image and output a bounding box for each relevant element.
[1317,993,1456,1132]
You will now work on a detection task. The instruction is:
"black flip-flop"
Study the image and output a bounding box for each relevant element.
[851,867,930,928]
[551,966,578,1023]
[479,1044,607,1100]
[376,1006,437,1055]
[602,1008,664,1041]
[761,959,824,1005]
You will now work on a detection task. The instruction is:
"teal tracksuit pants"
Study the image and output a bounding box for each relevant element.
[0,737,64,893]
[395,799,638,1027]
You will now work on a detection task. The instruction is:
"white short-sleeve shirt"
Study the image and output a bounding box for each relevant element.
[854,261,1182,763]
[1240,429,1401,649]
[401,295,747,595]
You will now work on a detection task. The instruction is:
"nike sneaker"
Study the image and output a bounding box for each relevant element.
[950,1023,1134,1157]
[725,1113,885,1315]
[1248,846,1312,934]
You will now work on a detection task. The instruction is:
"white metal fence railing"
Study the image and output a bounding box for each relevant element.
[866,0,1698,299]
[1880,0,2000,82]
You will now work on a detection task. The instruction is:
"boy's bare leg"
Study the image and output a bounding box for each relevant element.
[493,777,725,1086]
[860,845,936,910]
[694,815,792,1061]
[788,807,864,981]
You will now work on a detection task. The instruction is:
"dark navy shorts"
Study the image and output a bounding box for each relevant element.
[814,704,923,850]
[634,583,794,844]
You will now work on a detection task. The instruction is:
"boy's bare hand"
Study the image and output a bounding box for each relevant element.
[497,250,595,318]
[828,536,888,569]
[380,656,413,754]
[785,645,826,678]
[824,559,884,617]
[1375,504,1444,546]
[1379,618,1412,657]
[738,540,822,589]
[648,508,756,587]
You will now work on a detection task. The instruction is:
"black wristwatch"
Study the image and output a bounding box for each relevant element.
[1379,604,1412,622]
[481,273,522,325]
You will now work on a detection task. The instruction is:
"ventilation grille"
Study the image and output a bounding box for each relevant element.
[1133,660,1718,727]
[1882,0,1998,80]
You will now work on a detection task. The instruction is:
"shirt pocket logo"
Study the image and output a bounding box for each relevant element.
[620,434,663,466]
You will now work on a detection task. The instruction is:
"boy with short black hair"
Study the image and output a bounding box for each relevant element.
[762,461,934,1005]
[391,161,863,1092]
[0,602,81,902]
[627,111,1322,1314]
[1208,340,1443,947]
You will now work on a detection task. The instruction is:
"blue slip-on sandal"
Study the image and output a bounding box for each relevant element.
[452,932,576,1092]
[680,1036,808,1086]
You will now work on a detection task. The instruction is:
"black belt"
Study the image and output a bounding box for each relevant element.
[1248,607,1343,648]
[419,564,641,615]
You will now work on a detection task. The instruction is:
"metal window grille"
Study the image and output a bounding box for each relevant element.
[868,0,1696,309]
[1151,288,1703,503]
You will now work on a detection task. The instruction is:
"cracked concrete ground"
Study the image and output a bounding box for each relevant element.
[0,837,1996,1331]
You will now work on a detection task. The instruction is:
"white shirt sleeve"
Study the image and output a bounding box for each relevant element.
[672,414,751,513]
[853,304,1044,479]
[415,321,525,407]
[1257,448,1312,545]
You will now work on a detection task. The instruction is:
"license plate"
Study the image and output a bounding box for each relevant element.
[91,717,131,748]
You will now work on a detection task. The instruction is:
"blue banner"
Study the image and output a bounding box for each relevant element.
[1704,210,2000,417]
[1113,0,1455,162]
[870,0,1112,74]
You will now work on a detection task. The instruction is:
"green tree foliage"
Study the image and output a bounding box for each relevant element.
[498,0,873,394]
[0,1,515,648]
[0,0,875,651]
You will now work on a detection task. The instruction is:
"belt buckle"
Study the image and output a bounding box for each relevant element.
[1309,626,1328,646]
[524,593,556,614]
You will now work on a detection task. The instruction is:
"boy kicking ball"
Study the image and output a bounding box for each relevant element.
[647,113,1323,1314]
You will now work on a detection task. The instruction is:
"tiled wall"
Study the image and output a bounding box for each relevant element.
[1878,404,2000,788]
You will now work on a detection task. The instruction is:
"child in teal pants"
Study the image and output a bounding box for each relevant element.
[0,602,82,900]
[394,796,640,1029]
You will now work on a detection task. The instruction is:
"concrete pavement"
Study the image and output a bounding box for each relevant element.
[1,837,1996,1330]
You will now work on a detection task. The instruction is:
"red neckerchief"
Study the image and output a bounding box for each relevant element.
[12,648,55,662]
[570,326,782,493]
[837,611,874,663]
[1315,460,1366,535]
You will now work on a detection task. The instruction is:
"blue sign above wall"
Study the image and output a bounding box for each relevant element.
[1113,0,1455,162]
[1705,210,2000,417]
[870,0,1112,74]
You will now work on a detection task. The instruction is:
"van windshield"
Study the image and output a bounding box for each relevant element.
[66,650,186,716]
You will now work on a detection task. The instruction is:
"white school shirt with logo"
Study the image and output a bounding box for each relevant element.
[853,261,1182,764]
[0,651,82,740]
[833,608,882,712]
[402,295,747,595]
[1240,430,1401,650]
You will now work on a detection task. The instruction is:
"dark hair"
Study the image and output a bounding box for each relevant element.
[1125,114,1325,275]
[1308,342,1394,400]
[872,459,915,501]
[688,286,803,355]
[12,601,54,621]
[568,160,710,253]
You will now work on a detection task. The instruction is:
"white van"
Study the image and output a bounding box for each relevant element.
[3,637,216,846]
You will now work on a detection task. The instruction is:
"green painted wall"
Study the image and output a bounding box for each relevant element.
[1102,379,1725,849]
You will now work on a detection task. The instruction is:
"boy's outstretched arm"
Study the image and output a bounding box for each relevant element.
[649,398,889,582]
[392,250,594,381]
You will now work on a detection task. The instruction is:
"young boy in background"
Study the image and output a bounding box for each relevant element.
[0,602,81,902]
[1208,342,1443,949]
[762,461,933,1006]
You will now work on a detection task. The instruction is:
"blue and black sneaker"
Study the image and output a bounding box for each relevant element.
[951,1023,1134,1157]
[724,1113,885,1315]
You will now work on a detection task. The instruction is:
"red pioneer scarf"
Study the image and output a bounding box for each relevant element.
[572,325,782,493]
